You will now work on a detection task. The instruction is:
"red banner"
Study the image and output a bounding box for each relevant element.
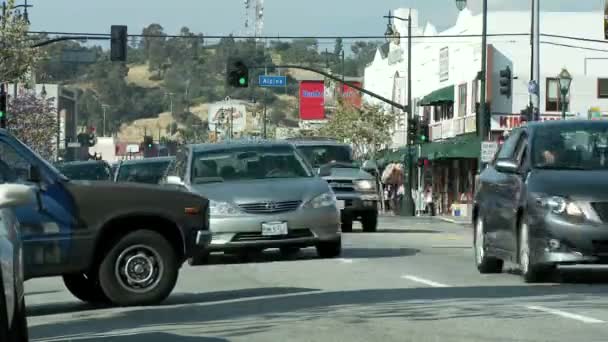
[342,82,362,108]
[299,81,325,120]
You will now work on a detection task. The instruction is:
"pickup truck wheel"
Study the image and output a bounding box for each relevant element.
[361,212,378,232]
[98,230,179,306]
[7,295,28,342]
[341,216,353,233]
[188,251,210,266]
[63,274,109,304]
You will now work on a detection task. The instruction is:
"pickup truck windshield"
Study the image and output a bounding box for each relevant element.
[296,145,353,168]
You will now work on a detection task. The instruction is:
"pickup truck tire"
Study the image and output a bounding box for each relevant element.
[63,273,109,304]
[7,296,28,342]
[341,216,353,233]
[361,212,378,232]
[316,238,342,258]
[188,251,210,266]
[98,230,179,306]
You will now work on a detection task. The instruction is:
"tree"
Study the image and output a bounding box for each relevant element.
[8,92,57,160]
[319,102,394,159]
[334,38,343,57]
[0,0,42,82]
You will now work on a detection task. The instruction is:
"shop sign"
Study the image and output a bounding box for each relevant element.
[491,114,561,131]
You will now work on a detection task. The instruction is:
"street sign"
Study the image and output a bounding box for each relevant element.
[481,141,499,163]
[67,142,81,148]
[126,144,140,153]
[258,75,287,87]
[528,80,538,95]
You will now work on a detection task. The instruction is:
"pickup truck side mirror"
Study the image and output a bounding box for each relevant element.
[318,167,331,177]
[166,175,185,186]
[495,159,519,174]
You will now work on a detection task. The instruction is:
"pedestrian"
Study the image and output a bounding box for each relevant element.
[425,186,435,216]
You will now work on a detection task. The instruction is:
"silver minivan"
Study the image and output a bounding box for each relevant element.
[164,141,342,264]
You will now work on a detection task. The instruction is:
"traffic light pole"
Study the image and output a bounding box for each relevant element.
[400,9,415,217]
[0,83,6,129]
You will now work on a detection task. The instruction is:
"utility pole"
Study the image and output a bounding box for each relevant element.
[531,0,541,120]
[165,92,174,116]
[101,104,109,137]
[263,102,267,139]
[477,0,489,172]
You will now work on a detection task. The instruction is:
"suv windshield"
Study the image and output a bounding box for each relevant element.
[116,160,173,184]
[191,146,312,184]
[533,124,608,170]
[296,145,354,168]
[57,162,112,181]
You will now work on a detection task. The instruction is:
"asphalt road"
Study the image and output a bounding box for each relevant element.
[24,216,608,342]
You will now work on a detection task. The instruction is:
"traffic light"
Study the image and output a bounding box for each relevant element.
[77,133,89,147]
[87,127,97,147]
[418,122,430,144]
[407,116,419,145]
[0,86,6,129]
[110,25,128,62]
[143,135,153,149]
[499,66,512,98]
[227,58,249,88]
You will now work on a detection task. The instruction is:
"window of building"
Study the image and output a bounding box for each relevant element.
[598,78,608,99]
[458,83,467,117]
[423,106,431,123]
[546,78,569,112]
[472,79,479,111]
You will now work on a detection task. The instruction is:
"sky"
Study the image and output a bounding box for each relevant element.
[27,0,603,39]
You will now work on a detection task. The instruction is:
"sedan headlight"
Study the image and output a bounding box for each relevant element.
[305,191,337,209]
[354,180,375,191]
[539,196,584,217]
[209,200,242,216]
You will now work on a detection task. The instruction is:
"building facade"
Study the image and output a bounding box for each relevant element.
[364,6,608,216]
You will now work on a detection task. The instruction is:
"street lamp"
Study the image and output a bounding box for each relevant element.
[557,68,572,120]
[383,9,414,217]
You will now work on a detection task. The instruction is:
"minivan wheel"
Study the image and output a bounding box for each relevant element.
[98,230,179,306]
[519,220,554,283]
[362,212,378,232]
[474,216,503,273]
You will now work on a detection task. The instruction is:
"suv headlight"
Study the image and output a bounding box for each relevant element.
[539,196,584,218]
[209,200,242,216]
[305,191,337,209]
[354,180,375,191]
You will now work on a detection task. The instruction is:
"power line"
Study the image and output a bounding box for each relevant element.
[542,33,608,44]
[541,41,608,53]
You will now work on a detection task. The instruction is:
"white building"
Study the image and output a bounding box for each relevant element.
[364,6,608,216]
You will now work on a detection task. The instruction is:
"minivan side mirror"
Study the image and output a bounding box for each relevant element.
[495,159,519,174]
[0,184,35,208]
[318,168,331,177]
[166,175,185,186]
[362,160,378,172]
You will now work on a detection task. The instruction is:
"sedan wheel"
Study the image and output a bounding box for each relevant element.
[519,220,554,283]
[474,216,503,273]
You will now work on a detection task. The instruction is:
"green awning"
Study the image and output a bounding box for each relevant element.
[419,85,455,106]
[420,133,481,160]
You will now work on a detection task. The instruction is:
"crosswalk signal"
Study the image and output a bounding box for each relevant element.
[227,59,249,88]
[0,85,6,129]
[407,117,419,145]
[499,66,512,98]
[419,122,430,143]
[110,25,128,62]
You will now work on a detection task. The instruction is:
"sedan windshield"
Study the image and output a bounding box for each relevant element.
[533,124,608,170]
[296,145,353,168]
[116,160,173,184]
[191,146,312,184]
[57,163,112,181]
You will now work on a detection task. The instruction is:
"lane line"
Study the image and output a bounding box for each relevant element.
[401,275,450,288]
[526,305,605,324]
[337,258,354,263]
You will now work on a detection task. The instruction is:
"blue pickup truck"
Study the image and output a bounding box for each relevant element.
[0,129,211,306]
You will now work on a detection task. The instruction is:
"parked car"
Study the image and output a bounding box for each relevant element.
[289,138,379,232]
[56,160,113,181]
[114,157,175,184]
[0,184,35,341]
[0,129,212,306]
[474,120,608,282]
[164,141,342,264]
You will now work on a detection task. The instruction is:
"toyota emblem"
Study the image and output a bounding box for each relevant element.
[264,202,277,210]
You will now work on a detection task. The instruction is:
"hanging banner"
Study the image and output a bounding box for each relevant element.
[299,80,325,120]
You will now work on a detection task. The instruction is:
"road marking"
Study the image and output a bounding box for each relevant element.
[526,305,605,324]
[401,275,449,287]
[337,258,354,263]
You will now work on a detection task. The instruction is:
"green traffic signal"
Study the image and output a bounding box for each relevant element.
[0,111,4,118]
[239,77,247,86]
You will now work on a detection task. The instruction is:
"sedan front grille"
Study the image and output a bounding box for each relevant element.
[328,180,355,192]
[232,229,314,242]
[592,202,608,222]
[238,200,302,214]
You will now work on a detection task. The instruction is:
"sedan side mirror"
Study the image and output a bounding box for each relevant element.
[0,184,35,208]
[495,159,519,174]
[166,175,185,186]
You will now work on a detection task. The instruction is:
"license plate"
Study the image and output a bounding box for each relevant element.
[337,200,345,209]
[262,222,288,236]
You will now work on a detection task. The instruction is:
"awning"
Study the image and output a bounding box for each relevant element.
[420,133,481,160]
[419,85,455,106]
